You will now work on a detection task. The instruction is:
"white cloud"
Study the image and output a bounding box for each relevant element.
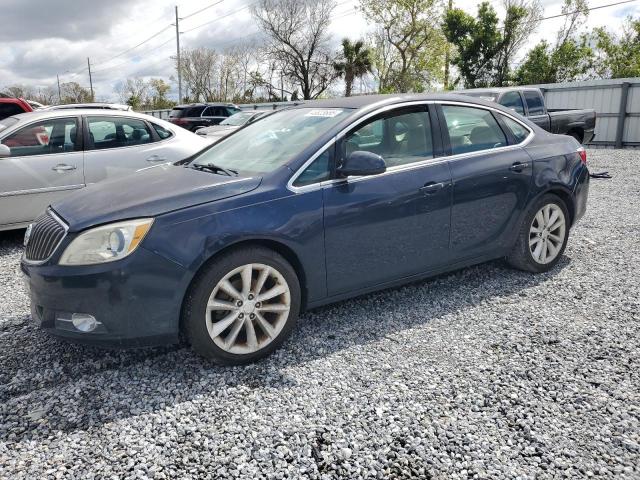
[2,0,638,102]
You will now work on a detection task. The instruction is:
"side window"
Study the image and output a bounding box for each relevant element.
[151,123,173,140]
[441,105,507,155]
[2,117,78,157]
[523,91,545,115]
[344,109,433,168]
[201,107,213,117]
[293,149,332,187]
[500,115,530,144]
[499,91,525,115]
[87,116,152,150]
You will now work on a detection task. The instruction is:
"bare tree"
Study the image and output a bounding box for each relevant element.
[252,0,338,100]
[116,78,150,108]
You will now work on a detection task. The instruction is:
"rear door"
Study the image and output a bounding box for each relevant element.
[82,115,166,184]
[0,116,84,226]
[438,103,533,261]
[523,90,550,130]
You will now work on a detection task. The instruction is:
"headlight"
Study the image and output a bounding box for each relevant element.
[59,219,154,266]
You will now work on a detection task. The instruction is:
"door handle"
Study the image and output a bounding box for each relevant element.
[509,162,529,172]
[146,155,168,162]
[52,164,76,172]
[420,182,446,195]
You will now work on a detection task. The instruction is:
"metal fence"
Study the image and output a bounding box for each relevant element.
[142,78,640,148]
[529,78,640,149]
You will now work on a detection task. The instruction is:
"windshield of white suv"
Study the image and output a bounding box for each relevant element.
[191,108,351,175]
[0,117,19,133]
[220,112,255,126]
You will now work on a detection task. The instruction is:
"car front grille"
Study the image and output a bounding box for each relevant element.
[24,211,67,263]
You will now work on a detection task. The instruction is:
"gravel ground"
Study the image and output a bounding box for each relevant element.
[0,149,638,479]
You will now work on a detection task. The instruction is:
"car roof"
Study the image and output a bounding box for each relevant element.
[174,102,238,108]
[6,109,166,123]
[288,92,515,111]
[457,87,543,96]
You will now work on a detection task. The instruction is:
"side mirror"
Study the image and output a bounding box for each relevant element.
[0,144,10,158]
[337,150,386,177]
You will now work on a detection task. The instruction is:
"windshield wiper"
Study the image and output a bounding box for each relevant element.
[191,163,238,177]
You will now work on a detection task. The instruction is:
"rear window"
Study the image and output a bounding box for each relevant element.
[523,91,545,115]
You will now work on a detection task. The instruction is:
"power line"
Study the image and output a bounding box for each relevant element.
[91,36,176,74]
[540,0,638,20]
[180,0,226,21]
[91,25,172,68]
[182,1,258,34]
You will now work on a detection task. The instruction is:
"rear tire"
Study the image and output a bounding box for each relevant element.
[507,194,570,273]
[183,247,301,364]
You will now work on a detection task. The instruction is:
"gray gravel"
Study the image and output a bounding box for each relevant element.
[1,149,639,479]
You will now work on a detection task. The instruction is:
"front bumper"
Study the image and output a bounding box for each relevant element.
[21,247,189,347]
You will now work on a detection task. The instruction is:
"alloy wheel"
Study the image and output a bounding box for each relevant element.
[205,263,291,354]
[529,203,566,264]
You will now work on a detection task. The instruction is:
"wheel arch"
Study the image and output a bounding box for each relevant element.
[180,238,309,326]
[538,186,576,226]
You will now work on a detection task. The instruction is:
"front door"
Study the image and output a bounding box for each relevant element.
[438,103,533,260]
[0,116,84,227]
[322,105,452,296]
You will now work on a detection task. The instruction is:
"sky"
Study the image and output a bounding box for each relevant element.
[1,0,639,102]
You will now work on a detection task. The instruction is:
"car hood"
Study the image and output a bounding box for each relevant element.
[52,163,262,232]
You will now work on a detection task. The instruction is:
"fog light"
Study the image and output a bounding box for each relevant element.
[71,313,99,332]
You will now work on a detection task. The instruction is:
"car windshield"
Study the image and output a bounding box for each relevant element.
[220,112,255,126]
[191,108,351,174]
[0,117,19,133]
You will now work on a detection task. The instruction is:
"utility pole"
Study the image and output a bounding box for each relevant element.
[57,74,62,103]
[87,57,94,101]
[175,6,182,104]
[443,0,453,90]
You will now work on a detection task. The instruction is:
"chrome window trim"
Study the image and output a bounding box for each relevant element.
[286,99,534,194]
[21,208,69,266]
[0,184,84,198]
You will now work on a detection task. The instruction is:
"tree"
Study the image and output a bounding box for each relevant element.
[252,0,338,100]
[514,0,593,84]
[116,78,150,109]
[361,0,447,93]
[59,82,92,103]
[443,0,541,88]
[148,78,173,109]
[333,39,373,96]
[593,16,640,78]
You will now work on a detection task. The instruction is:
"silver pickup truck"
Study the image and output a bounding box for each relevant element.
[460,87,596,144]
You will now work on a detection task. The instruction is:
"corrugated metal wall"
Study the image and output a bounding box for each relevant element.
[526,78,640,148]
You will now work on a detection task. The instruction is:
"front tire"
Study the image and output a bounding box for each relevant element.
[183,247,301,364]
[507,194,570,273]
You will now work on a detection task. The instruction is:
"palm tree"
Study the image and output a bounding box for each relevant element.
[334,38,373,97]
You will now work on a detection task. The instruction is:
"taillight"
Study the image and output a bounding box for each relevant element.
[577,147,587,165]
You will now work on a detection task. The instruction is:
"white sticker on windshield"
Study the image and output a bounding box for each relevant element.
[304,109,343,118]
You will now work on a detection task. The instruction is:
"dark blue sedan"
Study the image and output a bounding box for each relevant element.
[20,94,589,364]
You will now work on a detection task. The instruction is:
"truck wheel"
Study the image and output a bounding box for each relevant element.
[183,247,301,364]
[507,194,570,273]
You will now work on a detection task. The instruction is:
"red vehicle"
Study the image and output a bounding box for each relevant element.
[0,97,33,121]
